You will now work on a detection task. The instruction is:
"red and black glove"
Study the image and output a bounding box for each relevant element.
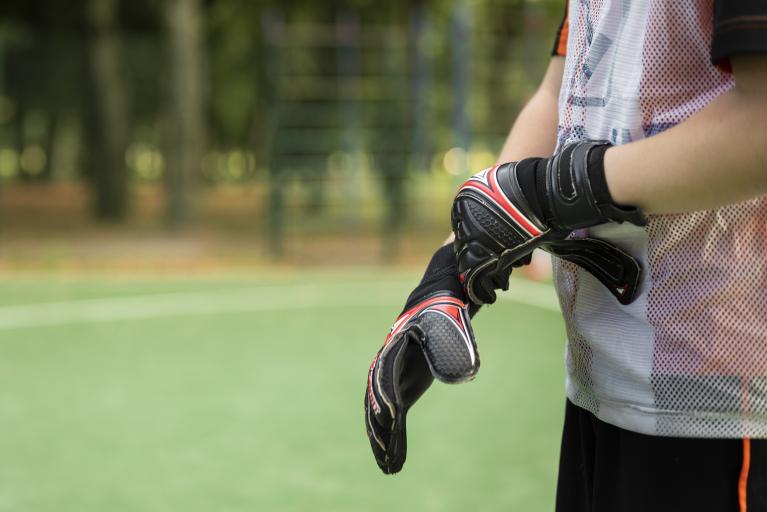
[452,141,646,306]
[364,244,479,474]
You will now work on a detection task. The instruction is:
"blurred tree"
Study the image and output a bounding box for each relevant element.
[409,0,433,173]
[87,0,130,220]
[450,0,471,178]
[208,0,259,150]
[259,7,284,257]
[369,20,410,261]
[0,0,565,258]
[164,0,206,228]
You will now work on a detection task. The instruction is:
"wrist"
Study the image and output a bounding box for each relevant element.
[585,143,614,208]
[402,244,463,313]
[543,142,646,230]
[602,146,628,206]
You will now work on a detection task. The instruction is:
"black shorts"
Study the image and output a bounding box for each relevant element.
[556,400,767,512]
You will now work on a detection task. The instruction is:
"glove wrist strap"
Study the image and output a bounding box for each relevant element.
[545,142,646,231]
[587,144,647,227]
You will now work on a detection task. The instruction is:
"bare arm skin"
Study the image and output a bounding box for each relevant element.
[496,56,565,163]
[444,56,565,244]
[604,55,767,214]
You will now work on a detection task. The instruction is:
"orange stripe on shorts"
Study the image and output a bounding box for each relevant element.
[739,438,751,512]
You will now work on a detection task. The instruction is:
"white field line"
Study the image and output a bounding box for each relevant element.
[0,278,559,331]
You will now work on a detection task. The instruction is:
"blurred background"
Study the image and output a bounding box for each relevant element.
[0,0,566,511]
[0,0,564,268]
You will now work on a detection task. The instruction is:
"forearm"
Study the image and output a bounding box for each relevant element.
[496,57,563,163]
[605,56,767,214]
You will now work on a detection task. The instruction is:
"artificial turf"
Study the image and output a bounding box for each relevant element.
[0,272,565,511]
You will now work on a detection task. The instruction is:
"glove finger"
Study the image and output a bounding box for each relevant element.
[511,252,533,268]
[461,250,519,305]
[364,389,390,471]
[491,268,511,292]
[462,263,498,305]
[365,388,407,474]
[366,331,425,474]
[415,300,480,384]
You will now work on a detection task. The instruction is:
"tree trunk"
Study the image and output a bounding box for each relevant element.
[410,0,432,172]
[450,0,471,182]
[87,0,130,220]
[164,0,206,229]
[260,9,285,258]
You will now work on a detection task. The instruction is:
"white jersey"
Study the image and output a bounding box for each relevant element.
[553,0,767,438]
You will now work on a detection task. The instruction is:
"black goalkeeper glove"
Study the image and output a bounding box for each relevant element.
[364,244,479,474]
[452,141,646,306]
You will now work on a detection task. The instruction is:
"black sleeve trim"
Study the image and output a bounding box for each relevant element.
[711,2,767,66]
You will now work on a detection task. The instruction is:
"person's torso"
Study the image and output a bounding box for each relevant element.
[555,0,767,438]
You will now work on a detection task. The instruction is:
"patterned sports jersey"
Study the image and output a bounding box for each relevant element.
[551,0,767,438]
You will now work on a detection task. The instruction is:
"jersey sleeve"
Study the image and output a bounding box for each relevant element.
[550,3,568,57]
[711,0,767,69]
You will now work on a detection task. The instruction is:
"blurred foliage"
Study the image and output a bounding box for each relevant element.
[0,0,564,257]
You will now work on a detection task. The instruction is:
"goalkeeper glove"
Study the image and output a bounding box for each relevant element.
[452,141,645,306]
[364,244,479,474]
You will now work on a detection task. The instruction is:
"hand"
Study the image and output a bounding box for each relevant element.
[364,245,479,474]
[452,141,646,306]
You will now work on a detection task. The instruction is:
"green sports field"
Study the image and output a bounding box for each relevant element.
[0,271,566,512]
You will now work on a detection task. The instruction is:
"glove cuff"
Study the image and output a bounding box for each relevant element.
[546,142,647,231]
[586,144,647,227]
[402,244,464,314]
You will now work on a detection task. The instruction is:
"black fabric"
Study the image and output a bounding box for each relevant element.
[711,0,767,66]
[542,238,641,305]
[546,142,646,231]
[365,330,429,474]
[583,143,646,223]
[556,400,767,512]
[514,158,547,222]
[585,143,613,208]
[750,438,767,510]
[403,244,464,314]
[417,243,458,286]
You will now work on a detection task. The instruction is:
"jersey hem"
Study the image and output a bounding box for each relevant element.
[566,381,767,439]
